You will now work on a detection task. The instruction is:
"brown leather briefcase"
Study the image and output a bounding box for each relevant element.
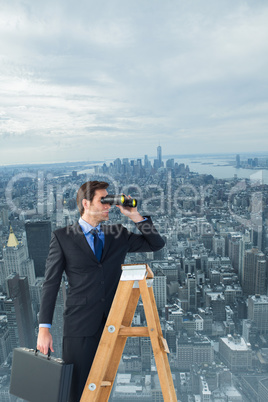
[10,348,73,402]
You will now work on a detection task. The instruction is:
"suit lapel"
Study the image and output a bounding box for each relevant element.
[70,222,117,263]
[69,222,99,262]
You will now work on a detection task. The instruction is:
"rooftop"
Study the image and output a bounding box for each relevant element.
[6,227,19,248]
[221,335,250,351]
[250,295,268,304]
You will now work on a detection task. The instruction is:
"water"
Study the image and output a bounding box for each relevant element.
[163,155,268,184]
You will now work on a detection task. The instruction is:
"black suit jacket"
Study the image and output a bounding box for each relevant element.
[39,217,165,336]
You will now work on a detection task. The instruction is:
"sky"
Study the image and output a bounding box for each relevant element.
[0,0,268,165]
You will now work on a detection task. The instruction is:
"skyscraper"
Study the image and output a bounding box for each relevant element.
[25,220,52,277]
[228,234,242,273]
[242,248,267,296]
[4,273,35,348]
[141,338,151,371]
[212,235,225,257]
[187,274,197,312]
[0,317,11,364]
[248,295,268,334]
[153,269,166,309]
[238,232,252,284]
[2,227,36,288]
[157,145,162,166]
[154,145,163,170]
[49,279,67,356]
[144,154,149,168]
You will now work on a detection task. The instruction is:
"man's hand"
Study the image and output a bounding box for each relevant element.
[116,195,144,223]
[37,327,54,355]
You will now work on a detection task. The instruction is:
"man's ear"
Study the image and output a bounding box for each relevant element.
[82,199,90,210]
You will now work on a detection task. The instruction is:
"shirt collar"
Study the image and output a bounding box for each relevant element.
[79,217,101,235]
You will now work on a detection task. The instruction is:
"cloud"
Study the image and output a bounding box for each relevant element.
[0,0,268,164]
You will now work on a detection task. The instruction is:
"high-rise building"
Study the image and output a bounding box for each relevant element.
[0,207,9,227]
[141,338,151,371]
[187,274,197,312]
[49,279,67,356]
[124,336,140,355]
[219,335,252,372]
[259,378,268,402]
[25,220,52,277]
[242,248,267,296]
[0,316,11,364]
[212,235,225,257]
[30,277,44,326]
[228,234,241,273]
[157,145,162,166]
[2,227,36,288]
[251,223,263,251]
[154,145,163,170]
[4,273,35,348]
[198,308,213,335]
[238,232,252,283]
[176,335,214,370]
[114,158,122,173]
[152,261,178,282]
[200,377,212,402]
[166,158,174,169]
[153,270,166,309]
[205,293,225,321]
[248,295,268,334]
[0,260,5,290]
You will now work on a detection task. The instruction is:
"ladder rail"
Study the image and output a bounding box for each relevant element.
[80,280,134,401]
[93,287,141,401]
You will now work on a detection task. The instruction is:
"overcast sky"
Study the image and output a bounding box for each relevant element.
[0,0,268,165]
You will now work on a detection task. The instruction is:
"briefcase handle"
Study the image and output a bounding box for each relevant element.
[35,348,51,360]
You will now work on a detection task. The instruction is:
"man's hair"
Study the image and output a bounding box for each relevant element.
[76,181,109,216]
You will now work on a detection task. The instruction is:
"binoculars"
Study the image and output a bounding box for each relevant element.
[101,195,137,208]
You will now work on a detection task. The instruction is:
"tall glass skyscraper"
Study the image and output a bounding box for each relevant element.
[25,221,52,277]
[157,145,162,166]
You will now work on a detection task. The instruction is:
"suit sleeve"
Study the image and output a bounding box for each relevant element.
[38,232,66,325]
[126,216,165,253]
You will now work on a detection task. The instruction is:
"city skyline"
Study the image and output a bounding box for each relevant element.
[1,0,268,165]
[1,146,268,400]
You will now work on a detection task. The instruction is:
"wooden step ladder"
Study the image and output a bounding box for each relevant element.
[80,263,177,401]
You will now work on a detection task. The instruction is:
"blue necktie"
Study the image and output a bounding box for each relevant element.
[91,229,103,261]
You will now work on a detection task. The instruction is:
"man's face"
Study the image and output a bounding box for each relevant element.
[83,188,111,224]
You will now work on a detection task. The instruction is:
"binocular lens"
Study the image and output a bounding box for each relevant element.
[101,195,137,207]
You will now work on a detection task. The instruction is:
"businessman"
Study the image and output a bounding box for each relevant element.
[37,180,165,401]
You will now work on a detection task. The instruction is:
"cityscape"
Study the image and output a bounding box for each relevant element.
[0,146,268,401]
[1,0,268,400]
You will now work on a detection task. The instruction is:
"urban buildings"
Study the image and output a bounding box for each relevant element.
[219,334,252,372]
[0,148,268,400]
[248,295,268,334]
[242,248,267,296]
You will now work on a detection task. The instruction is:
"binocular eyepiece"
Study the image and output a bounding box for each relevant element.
[101,195,137,208]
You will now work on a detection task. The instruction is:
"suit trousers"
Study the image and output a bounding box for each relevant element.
[62,316,106,402]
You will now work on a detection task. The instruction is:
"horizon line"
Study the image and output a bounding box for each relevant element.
[0,151,268,169]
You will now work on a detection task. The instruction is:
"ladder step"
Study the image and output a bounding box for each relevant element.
[101,381,112,387]
[118,326,149,337]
